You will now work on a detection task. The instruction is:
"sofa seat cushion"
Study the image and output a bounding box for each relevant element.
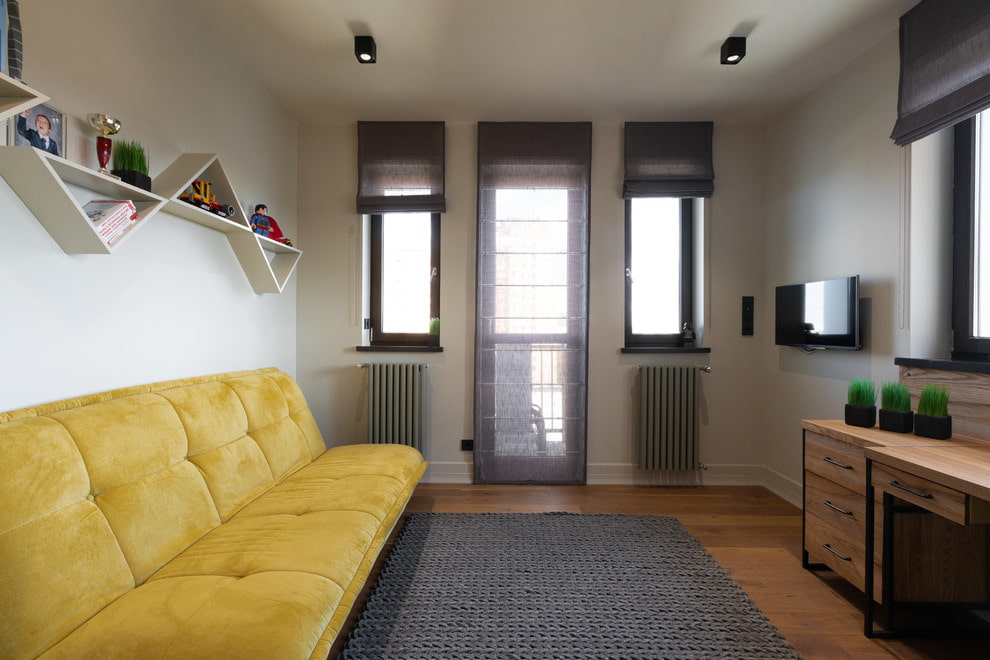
[297,443,426,482]
[149,509,381,585]
[40,572,341,660]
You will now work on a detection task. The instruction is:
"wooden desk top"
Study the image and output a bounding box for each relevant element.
[864,444,990,502]
[803,419,990,501]
[802,419,986,450]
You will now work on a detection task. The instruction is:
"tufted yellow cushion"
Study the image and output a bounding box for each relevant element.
[41,572,343,660]
[50,394,187,496]
[189,435,275,520]
[267,371,328,459]
[0,502,134,659]
[250,416,312,482]
[0,417,89,534]
[157,381,249,455]
[96,461,221,584]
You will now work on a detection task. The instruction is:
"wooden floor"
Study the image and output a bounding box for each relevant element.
[405,484,988,660]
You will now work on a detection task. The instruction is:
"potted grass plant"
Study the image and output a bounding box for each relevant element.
[428,317,440,346]
[845,378,876,428]
[111,139,151,191]
[879,381,913,434]
[914,384,951,439]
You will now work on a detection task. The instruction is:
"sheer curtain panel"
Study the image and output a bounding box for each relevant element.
[474,122,592,484]
[356,121,446,213]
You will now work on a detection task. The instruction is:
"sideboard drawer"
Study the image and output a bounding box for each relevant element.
[805,470,866,541]
[872,463,968,525]
[805,431,866,495]
[805,511,866,592]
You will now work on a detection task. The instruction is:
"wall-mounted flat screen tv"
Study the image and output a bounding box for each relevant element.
[774,275,860,350]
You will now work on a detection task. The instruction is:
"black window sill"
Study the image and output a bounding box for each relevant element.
[620,346,711,354]
[356,345,444,353]
[894,356,990,375]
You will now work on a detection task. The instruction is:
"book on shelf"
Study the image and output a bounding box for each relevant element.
[83,200,138,242]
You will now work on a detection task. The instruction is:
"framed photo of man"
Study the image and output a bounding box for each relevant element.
[8,102,65,157]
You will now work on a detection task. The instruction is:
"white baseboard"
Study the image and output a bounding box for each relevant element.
[422,461,473,483]
[422,460,803,507]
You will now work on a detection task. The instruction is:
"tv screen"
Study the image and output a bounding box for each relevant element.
[775,275,860,350]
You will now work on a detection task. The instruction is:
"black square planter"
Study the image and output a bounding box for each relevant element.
[112,169,152,192]
[914,414,951,440]
[844,404,876,428]
[879,409,913,434]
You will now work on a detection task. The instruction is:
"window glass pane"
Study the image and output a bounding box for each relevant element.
[493,189,569,334]
[975,110,990,337]
[381,212,431,333]
[630,197,681,334]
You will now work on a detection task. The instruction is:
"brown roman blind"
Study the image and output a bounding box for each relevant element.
[356,121,446,213]
[623,122,714,198]
[890,0,990,146]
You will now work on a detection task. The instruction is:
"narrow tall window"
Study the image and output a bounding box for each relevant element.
[370,212,440,346]
[621,122,712,350]
[953,109,990,358]
[625,198,693,346]
[356,121,445,349]
[973,111,990,336]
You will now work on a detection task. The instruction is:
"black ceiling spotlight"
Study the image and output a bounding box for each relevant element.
[355,36,377,63]
[720,36,746,65]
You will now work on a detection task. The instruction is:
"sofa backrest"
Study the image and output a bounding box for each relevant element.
[0,368,326,659]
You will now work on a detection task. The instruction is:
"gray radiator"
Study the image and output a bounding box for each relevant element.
[638,366,701,470]
[367,363,426,450]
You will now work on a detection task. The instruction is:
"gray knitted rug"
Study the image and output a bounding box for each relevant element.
[338,513,801,659]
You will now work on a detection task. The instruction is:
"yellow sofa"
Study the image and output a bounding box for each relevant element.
[0,367,427,659]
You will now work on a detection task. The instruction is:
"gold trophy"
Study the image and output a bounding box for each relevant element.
[86,113,122,176]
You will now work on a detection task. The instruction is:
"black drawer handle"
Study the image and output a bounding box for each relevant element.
[888,480,934,499]
[822,543,852,561]
[824,500,853,515]
[824,456,853,470]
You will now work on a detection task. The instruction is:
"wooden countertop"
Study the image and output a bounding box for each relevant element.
[802,419,987,449]
[865,444,990,502]
[802,420,990,502]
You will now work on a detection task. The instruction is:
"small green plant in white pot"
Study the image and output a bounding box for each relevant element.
[914,384,951,439]
[879,381,913,434]
[845,378,876,428]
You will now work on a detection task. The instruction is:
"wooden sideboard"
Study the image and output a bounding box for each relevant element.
[802,420,990,618]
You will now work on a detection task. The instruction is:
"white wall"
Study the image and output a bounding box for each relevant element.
[761,30,908,491]
[0,0,299,411]
[908,130,953,359]
[295,120,769,486]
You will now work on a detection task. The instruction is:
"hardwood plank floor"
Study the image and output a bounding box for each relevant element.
[405,484,989,659]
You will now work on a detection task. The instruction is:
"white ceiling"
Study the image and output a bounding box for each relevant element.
[182,0,917,126]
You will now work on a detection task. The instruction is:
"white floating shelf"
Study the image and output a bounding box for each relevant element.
[0,73,49,122]
[153,153,301,293]
[0,146,165,254]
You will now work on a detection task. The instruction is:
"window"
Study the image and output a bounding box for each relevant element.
[953,109,990,359]
[624,197,694,348]
[369,212,440,347]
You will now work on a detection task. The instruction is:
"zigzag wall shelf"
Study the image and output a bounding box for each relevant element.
[0,146,166,253]
[0,72,48,121]
[0,125,301,291]
[153,153,302,294]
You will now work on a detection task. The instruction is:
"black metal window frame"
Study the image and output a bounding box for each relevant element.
[623,197,694,348]
[369,212,441,348]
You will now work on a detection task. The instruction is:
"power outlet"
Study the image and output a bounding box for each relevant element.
[461,439,474,452]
